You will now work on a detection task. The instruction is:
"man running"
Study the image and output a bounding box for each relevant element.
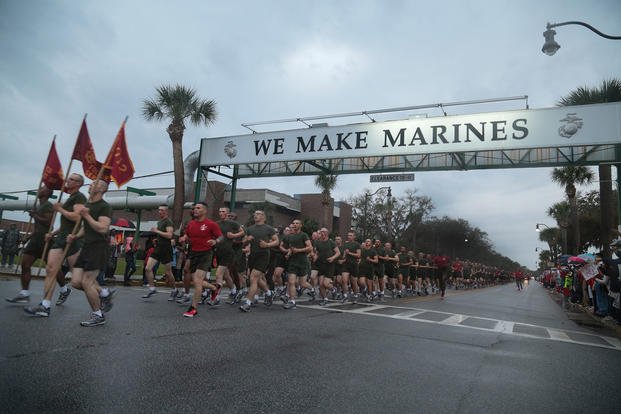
[239,210,279,312]
[142,205,178,300]
[340,231,361,303]
[66,179,115,326]
[210,207,245,305]
[179,202,223,318]
[281,219,313,309]
[24,173,86,317]
[313,228,340,306]
[6,185,53,303]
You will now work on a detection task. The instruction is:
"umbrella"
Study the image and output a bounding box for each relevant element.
[558,254,572,266]
[111,217,135,228]
[577,253,596,263]
[567,256,586,265]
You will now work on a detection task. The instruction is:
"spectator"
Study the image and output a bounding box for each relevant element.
[123,232,137,286]
[1,224,21,270]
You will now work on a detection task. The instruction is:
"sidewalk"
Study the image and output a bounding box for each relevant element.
[545,284,621,338]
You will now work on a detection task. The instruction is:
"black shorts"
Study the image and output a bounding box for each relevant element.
[151,244,172,265]
[74,241,108,272]
[342,261,359,277]
[23,233,47,258]
[215,247,234,267]
[248,251,270,273]
[51,232,82,257]
[189,250,214,273]
[385,264,395,278]
[316,261,335,278]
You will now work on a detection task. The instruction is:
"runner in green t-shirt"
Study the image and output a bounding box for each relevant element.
[25,173,86,317]
[340,231,361,304]
[142,205,178,300]
[66,179,114,326]
[280,218,313,309]
[239,210,279,313]
[7,185,53,304]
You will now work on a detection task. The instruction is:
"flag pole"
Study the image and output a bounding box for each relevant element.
[37,114,88,276]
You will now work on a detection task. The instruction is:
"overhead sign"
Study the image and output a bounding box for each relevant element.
[370,174,415,183]
[200,102,621,167]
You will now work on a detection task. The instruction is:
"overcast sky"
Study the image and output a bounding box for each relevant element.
[1,0,620,268]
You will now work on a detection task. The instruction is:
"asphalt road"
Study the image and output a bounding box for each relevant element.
[1,277,620,413]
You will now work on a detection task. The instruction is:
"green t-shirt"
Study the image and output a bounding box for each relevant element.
[360,247,378,273]
[342,240,361,264]
[34,201,53,234]
[83,199,112,244]
[156,218,174,248]
[398,252,411,267]
[59,191,87,234]
[245,223,276,253]
[282,231,310,265]
[314,238,336,262]
[217,219,241,249]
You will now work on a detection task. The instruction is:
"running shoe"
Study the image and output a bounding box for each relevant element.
[283,300,296,310]
[100,288,116,313]
[6,293,30,303]
[56,288,72,306]
[264,293,273,307]
[24,303,50,317]
[296,287,303,298]
[279,294,289,305]
[168,290,179,302]
[239,302,251,312]
[176,294,191,305]
[80,313,106,327]
[207,298,220,306]
[141,289,157,299]
[183,306,198,318]
[319,298,328,307]
[340,294,348,304]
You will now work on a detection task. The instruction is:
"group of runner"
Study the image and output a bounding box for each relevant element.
[7,184,511,324]
[147,205,512,318]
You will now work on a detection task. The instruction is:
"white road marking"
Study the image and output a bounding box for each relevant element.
[299,301,621,351]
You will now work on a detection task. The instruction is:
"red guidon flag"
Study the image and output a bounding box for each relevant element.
[103,120,134,187]
[42,139,64,190]
[71,119,103,180]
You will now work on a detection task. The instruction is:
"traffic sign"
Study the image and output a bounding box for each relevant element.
[369,173,415,183]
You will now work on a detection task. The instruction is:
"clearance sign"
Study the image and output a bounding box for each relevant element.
[200,102,621,167]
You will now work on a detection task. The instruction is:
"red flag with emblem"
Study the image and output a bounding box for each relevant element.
[42,139,64,190]
[103,120,134,188]
[71,119,104,180]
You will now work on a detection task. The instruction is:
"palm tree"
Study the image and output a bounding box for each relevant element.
[558,78,621,258]
[550,167,593,254]
[142,84,217,227]
[314,172,337,231]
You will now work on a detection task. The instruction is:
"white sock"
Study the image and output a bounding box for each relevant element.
[20,290,29,296]
[60,285,69,293]
[231,288,237,294]
[94,310,103,317]
[42,299,51,308]
[100,288,109,297]
[266,290,272,296]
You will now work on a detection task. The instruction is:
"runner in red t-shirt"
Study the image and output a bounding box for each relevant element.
[178,202,223,318]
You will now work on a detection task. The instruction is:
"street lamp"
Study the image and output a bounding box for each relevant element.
[535,223,551,232]
[542,21,621,56]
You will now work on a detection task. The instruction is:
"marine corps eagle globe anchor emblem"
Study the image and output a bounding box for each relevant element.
[224,141,238,159]
[558,113,583,138]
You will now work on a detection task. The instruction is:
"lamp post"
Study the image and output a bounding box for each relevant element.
[542,21,621,56]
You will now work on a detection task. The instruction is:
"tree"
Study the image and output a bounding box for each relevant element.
[547,201,571,254]
[314,172,337,231]
[558,78,621,258]
[550,166,593,254]
[142,84,217,228]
